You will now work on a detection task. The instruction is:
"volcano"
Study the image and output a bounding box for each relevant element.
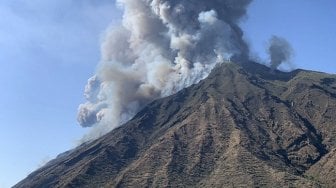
[14,62,336,187]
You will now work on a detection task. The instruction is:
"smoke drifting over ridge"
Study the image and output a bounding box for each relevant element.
[268,36,293,70]
[77,0,252,136]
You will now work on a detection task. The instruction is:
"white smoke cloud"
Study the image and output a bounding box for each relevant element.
[77,0,252,140]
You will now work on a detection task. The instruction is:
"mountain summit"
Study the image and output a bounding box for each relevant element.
[15,62,336,187]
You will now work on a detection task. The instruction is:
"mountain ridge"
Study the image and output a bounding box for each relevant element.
[14,62,336,187]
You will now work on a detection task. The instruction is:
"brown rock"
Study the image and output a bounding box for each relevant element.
[14,62,336,187]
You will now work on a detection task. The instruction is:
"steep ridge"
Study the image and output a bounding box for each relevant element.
[14,62,336,187]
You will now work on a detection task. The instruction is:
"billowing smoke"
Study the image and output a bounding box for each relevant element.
[77,0,252,139]
[268,35,293,70]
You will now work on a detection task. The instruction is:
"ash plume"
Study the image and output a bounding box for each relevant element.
[77,0,252,139]
[268,35,293,70]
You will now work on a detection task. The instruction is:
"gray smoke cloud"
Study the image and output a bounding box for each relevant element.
[268,35,293,70]
[77,0,252,139]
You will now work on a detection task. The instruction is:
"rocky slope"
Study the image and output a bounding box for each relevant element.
[14,62,336,187]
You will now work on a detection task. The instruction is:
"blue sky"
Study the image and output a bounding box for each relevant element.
[0,0,121,187]
[0,0,335,187]
[242,0,336,72]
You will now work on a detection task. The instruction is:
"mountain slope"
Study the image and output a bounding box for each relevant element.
[14,62,336,187]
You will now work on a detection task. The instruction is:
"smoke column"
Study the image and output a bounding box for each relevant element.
[268,35,293,70]
[77,0,252,140]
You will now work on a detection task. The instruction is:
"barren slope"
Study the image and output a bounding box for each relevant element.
[14,62,336,188]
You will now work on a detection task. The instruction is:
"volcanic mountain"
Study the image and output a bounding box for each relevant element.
[14,62,336,187]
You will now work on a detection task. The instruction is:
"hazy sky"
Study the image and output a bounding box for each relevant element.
[0,0,335,187]
[0,1,121,187]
